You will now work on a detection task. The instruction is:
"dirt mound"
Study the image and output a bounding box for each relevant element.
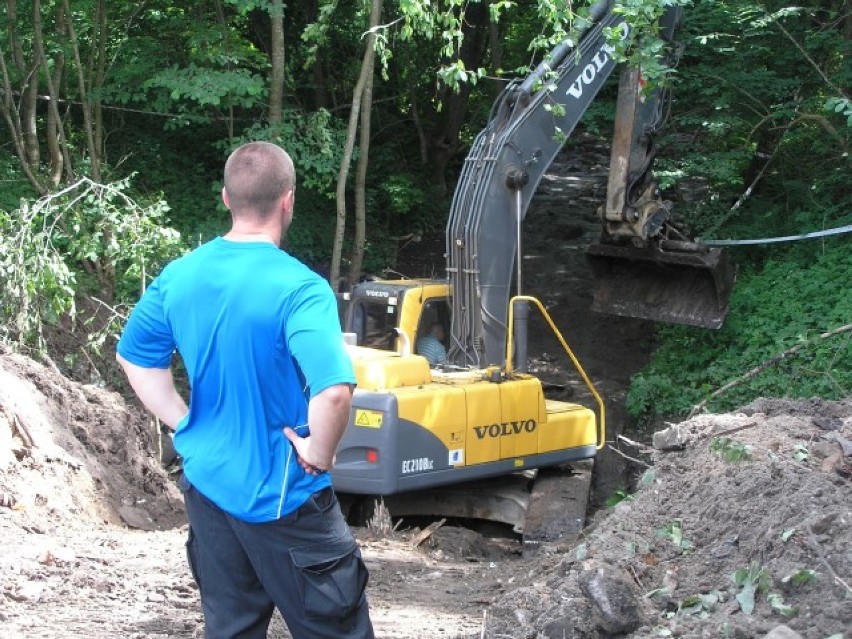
[0,346,183,530]
[0,348,195,639]
[484,399,852,639]
[2,345,849,639]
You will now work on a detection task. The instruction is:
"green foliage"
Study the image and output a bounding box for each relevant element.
[731,561,771,615]
[97,2,269,129]
[627,241,852,422]
[709,437,753,462]
[286,188,339,268]
[677,591,720,617]
[607,0,692,87]
[380,174,428,218]
[0,157,38,213]
[605,488,635,507]
[656,519,692,551]
[0,178,185,349]
[143,65,267,120]
[384,0,690,92]
[781,528,797,543]
[232,110,347,199]
[0,203,77,347]
[655,0,851,240]
[113,123,224,244]
[781,568,819,588]
[792,444,811,464]
[59,177,185,302]
[767,592,798,617]
[218,110,349,265]
[825,97,852,128]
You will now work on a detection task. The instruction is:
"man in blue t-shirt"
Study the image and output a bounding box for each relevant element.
[116,141,374,639]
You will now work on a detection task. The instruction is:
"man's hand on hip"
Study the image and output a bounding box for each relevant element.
[283,428,332,475]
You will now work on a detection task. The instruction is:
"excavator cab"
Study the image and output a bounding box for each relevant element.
[343,279,452,354]
[587,240,735,329]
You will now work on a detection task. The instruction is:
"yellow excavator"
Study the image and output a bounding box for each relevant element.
[331,1,735,542]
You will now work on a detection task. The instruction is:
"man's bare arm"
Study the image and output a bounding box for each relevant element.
[116,353,189,430]
[283,383,352,474]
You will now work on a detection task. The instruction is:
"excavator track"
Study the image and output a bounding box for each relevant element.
[340,462,593,556]
[354,473,535,534]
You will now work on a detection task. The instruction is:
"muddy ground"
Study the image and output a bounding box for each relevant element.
[1,137,849,638]
[1,348,849,639]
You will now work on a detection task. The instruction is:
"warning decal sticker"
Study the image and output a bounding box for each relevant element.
[354,409,383,429]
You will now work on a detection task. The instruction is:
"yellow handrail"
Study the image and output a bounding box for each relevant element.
[505,295,606,450]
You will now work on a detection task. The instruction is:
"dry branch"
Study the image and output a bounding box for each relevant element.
[607,444,651,468]
[708,422,758,439]
[689,324,852,418]
[617,434,654,453]
[410,518,446,547]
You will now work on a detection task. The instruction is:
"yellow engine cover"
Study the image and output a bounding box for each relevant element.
[348,347,432,391]
[386,373,596,468]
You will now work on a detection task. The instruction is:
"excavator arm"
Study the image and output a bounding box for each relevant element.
[446,0,734,368]
[587,60,735,328]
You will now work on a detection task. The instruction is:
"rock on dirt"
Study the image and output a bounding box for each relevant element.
[1,348,850,639]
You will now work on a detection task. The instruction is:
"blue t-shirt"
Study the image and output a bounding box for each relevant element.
[117,238,355,523]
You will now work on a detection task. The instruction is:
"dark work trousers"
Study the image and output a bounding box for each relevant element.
[179,475,375,639]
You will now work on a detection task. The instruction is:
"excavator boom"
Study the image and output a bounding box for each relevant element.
[446,1,630,368]
[447,1,734,370]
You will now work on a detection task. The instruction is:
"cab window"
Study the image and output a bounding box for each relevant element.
[415,299,450,364]
[350,300,398,350]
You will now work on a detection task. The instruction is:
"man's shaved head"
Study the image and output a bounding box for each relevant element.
[223,142,295,218]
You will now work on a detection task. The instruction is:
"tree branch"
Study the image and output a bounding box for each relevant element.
[689,324,852,418]
[607,444,651,469]
[771,13,849,101]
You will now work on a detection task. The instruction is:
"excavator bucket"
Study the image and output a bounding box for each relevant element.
[586,242,736,329]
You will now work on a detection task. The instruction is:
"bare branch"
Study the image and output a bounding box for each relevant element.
[689,324,852,418]
[771,14,849,101]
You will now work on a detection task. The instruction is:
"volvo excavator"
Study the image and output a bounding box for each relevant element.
[331,1,735,544]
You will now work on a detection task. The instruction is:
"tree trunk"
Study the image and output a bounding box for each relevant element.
[408,80,428,165]
[0,46,46,194]
[312,57,329,110]
[427,1,490,195]
[330,0,382,291]
[304,0,329,109]
[212,0,235,143]
[269,0,285,124]
[61,0,100,181]
[93,0,107,164]
[46,10,66,188]
[489,14,502,77]
[347,5,380,285]
[6,0,40,171]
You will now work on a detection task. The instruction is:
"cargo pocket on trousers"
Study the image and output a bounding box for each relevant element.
[290,538,368,620]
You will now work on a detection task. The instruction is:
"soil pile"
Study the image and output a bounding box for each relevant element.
[484,399,851,639]
[1,346,849,639]
[0,347,195,638]
[0,347,183,530]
